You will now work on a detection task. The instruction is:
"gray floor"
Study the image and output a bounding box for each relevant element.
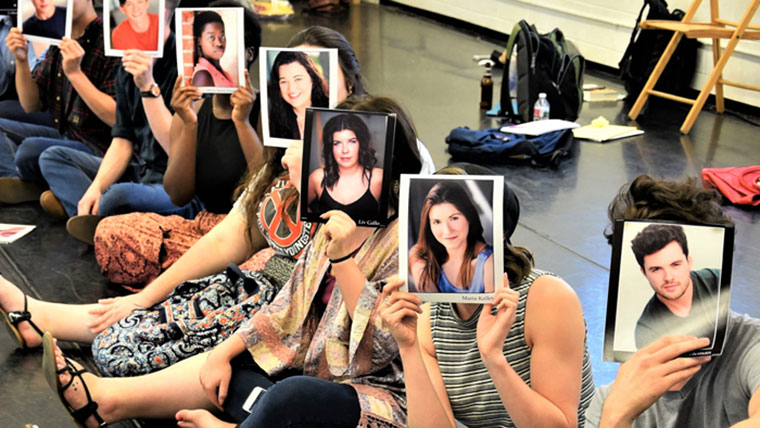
[2,2,760,427]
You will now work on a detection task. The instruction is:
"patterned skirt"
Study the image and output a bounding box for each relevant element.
[92,255,294,376]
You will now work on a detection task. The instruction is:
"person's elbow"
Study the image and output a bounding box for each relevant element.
[19,97,42,113]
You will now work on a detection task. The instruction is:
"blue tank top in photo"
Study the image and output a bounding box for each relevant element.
[437,245,494,293]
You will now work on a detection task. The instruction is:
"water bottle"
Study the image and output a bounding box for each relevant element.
[533,93,550,121]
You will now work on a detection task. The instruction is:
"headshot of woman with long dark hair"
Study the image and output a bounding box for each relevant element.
[410,181,494,293]
[191,11,234,87]
[267,51,329,139]
[307,112,383,220]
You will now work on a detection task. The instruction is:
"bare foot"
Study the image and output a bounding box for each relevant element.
[52,340,110,428]
[0,275,42,347]
[176,409,236,428]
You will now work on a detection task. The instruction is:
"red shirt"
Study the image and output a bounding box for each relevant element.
[111,13,159,51]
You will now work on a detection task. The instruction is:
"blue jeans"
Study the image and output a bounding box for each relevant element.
[226,354,361,428]
[0,116,63,179]
[39,145,203,218]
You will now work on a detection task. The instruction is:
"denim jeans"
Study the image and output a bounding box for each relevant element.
[39,145,203,218]
[225,354,361,428]
[0,117,63,179]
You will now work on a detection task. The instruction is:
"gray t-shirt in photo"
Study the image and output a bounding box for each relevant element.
[585,312,760,428]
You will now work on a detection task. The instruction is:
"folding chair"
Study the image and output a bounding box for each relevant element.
[628,0,760,134]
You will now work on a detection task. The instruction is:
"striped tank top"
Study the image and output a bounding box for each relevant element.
[429,269,595,428]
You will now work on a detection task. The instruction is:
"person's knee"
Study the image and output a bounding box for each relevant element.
[98,184,133,216]
[17,138,56,167]
[37,145,73,172]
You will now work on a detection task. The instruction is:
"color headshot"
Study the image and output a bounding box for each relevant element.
[18,0,70,42]
[400,175,504,303]
[604,220,733,361]
[260,47,338,147]
[301,108,395,226]
[175,7,244,93]
[105,0,164,56]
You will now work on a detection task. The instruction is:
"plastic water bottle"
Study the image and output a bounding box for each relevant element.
[533,93,550,121]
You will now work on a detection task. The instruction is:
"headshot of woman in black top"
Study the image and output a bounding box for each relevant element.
[268,51,329,140]
[307,112,383,220]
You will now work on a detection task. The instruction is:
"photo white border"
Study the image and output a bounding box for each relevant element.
[175,7,245,94]
[260,47,339,148]
[17,0,72,46]
[399,174,504,303]
[104,0,165,58]
[0,223,36,244]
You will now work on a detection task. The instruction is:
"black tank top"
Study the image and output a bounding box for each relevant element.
[194,97,258,213]
[317,171,379,221]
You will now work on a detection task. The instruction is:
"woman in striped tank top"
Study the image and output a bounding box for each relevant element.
[382,165,595,428]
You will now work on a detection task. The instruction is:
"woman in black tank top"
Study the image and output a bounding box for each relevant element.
[307,112,383,221]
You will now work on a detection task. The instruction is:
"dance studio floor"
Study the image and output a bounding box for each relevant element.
[2,2,759,426]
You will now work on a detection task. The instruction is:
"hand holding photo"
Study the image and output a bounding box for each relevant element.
[603,219,733,362]
[260,47,338,147]
[104,0,165,57]
[175,7,244,93]
[301,108,395,227]
[399,175,505,303]
[18,0,71,44]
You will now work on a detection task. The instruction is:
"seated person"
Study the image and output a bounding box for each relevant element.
[0,0,118,205]
[22,0,66,39]
[584,175,760,427]
[111,0,160,51]
[409,180,494,293]
[307,112,383,221]
[35,0,194,242]
[382,163,595,428]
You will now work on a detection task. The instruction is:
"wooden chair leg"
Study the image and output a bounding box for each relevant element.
[628,32,684,120]
[712,39,725,113]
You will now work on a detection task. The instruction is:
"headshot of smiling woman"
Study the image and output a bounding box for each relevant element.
[307,112,383,221]
[410,181,494,293]
[191,10,234,87]
[268,50,329,139]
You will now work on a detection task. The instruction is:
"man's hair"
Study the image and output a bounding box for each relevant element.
[630,224,689,269]
[605,175,734,244]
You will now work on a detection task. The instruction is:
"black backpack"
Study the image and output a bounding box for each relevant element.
[499,20,585,123]
[619,0,700,102]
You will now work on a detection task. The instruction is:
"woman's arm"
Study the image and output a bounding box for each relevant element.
[87,207,267,332]
[380,282,457,428]
[231,70,263,169]
[483,254,494,293]
[192,70,213,87]
[200,332,248,409]
[370,168,384,201]
[481,275,586,428]
[164,79,202,206]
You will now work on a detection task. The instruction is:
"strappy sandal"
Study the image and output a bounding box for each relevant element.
[42,332,108,428]
[0,292,44,348]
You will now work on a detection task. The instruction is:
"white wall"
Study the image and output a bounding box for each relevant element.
[388,0,760,106]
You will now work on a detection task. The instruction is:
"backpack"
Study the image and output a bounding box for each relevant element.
[619,0,700,102]
[499,20,585,123]
[445,127,574,168]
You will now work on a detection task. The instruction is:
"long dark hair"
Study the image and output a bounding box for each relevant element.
[268,51,329,139]
[192,11,227,76]
[320,113,376,190]
[287,26,367,97]
[411,181,486,292]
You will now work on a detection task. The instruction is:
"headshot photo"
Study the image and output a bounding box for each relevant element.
[604,220,733,361]
[301,108,395,226]
[175,7,244,93]
[104,0,164,56]
[399,175,504,303]
[260,47,338,147]
[18,0,71,43]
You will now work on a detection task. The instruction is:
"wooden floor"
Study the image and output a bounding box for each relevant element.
[2,2,759,427]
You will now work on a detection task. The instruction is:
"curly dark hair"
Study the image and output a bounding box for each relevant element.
[411,181,486,292]
[287,26,367,97]
[604,174,734,244]
[268,51,329,139]
[320,113,376,190]
[630,224,689,269]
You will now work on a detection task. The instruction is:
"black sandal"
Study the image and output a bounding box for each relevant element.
[1,293,44,348]
[42,332,108,428]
